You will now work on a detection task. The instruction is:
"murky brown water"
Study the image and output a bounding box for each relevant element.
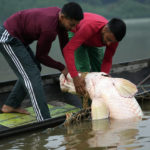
[0,100,150,150]
[0,18,150,150]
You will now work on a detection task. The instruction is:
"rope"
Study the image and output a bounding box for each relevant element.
[80,72,90,109]
[137,74,150,87]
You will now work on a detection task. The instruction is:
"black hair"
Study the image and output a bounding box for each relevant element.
[108,18,126,41]
[61,2,83,21]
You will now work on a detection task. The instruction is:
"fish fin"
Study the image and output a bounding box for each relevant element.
[91,98,109,120]
[113,78,138,98]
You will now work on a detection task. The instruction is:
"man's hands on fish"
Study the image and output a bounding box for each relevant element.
[72,75,86,95]
[61,67,68,77]
[60,72,143,121]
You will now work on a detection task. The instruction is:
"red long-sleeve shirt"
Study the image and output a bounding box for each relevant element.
[4,7,68,71]
[63,13,118,77]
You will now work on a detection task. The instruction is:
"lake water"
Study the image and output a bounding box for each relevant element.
[0,18,150,149]
[0,18,150,82]
[0,100,150,150]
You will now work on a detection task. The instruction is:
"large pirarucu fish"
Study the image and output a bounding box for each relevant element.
[59,72,143,120]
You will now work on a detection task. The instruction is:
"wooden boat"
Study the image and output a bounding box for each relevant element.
[111,58,150,98]
[0,58,150,138]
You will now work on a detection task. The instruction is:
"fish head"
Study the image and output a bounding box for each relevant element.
[85,72,112,98]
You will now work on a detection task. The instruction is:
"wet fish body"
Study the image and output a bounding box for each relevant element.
[60,72,143,120]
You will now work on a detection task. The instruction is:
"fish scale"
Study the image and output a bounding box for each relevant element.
[60,72,143,120]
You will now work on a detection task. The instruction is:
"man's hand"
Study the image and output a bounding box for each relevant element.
[73,75,86,95]
[61,67,68,77]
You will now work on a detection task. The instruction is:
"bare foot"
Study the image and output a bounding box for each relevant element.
[1,105,30,115]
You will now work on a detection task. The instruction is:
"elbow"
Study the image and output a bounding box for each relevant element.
[62,47,68,57]
[36,54,44,62]
[63,47,66,54]
[36,54,40,60]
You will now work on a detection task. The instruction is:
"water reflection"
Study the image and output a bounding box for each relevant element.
[89,119,140,149]
[44,135,66,149]
[0,112,150,150]
[44,118,142,150]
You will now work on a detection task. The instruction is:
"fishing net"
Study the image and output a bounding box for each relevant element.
[64,107,91,126]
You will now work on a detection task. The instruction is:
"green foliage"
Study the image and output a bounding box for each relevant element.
[0,0,150,24]
[0,0,68,23]
[67,0,150,18]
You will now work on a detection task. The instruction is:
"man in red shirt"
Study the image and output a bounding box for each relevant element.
[63,13,126,95]
[0,2,83,121]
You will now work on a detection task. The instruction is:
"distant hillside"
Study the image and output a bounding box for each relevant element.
[0,0,150,23]
[67,0,150,18]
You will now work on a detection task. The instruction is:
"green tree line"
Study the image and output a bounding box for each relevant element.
[0,0,150,23]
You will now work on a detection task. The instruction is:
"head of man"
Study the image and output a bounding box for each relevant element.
[101,18,126,46]
[59,2,83,31]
